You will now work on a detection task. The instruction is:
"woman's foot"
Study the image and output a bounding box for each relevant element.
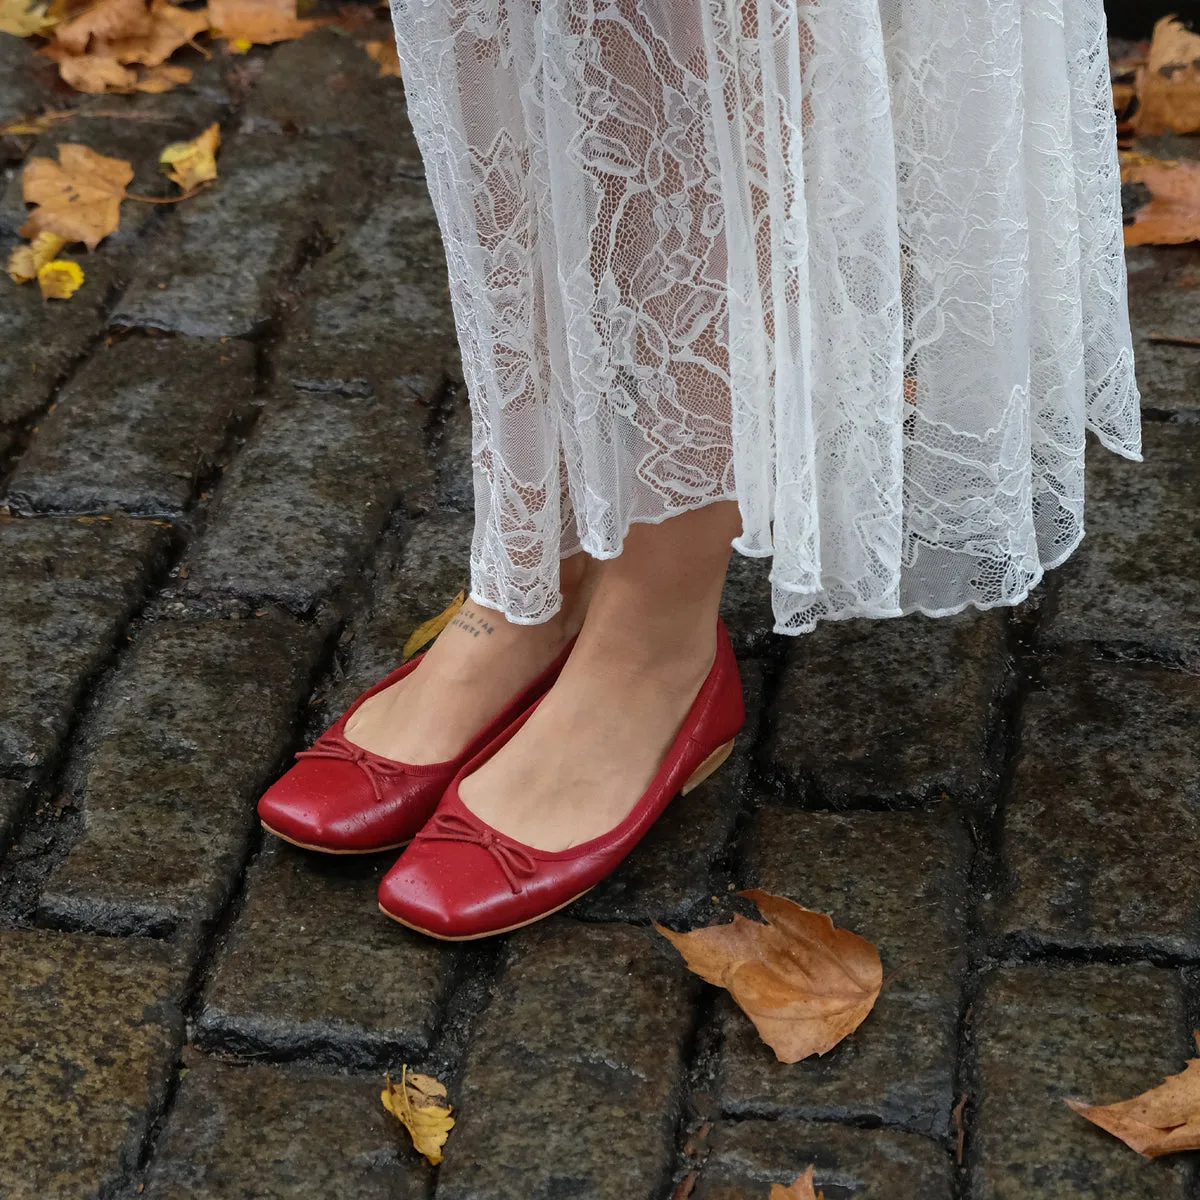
[344,555,593,765]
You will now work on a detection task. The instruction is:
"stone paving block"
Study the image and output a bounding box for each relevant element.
[197,840,452,1065]
[720,554,778,657]
[0,928,187,1200]
[0,38,57,149]
[317,511,472,721]
[112,131,366,338]
[243,27,421,164]
[436,386,475,512]
[435,921,699,1200]
[0,778,31,853]
[1043,423,1200,665]
[993,656,1200,957]
[971,964,1193,1199]
[691,1119,954,1200]
[765,609,1009,805]
[5,337,256,516]
[177,381,431,611]
[576,661,764,926]
[0,515,171,770]
[717,805,970,1137]
[1125,244,1200,418]
[142,1060,428,1199]
[38,614,321,935]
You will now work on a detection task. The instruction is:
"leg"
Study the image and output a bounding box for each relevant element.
[458,500,742,851]
[344,551,596,764]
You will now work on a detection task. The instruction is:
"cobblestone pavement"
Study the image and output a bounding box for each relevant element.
[2,26,1200,1200]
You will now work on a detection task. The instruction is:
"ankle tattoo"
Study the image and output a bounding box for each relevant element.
[449,608,496,639]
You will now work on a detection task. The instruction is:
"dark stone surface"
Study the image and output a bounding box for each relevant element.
[111,131,365,338]
[0,515,171,770]
[691,1119,955,1200]
[0,778,31,854]
[435,385,474,512]
[38,614,321,936]
[197,841,453,1065]
[717,805,970,1137]
[1042,423,1200,665]
[993,656,1200,957]
[0,928,187,1199]
[765,609,1010,805]
[720,554,778,657]
[142,1061,428,1200]
[1125,244,1200,418]
[243,27,421,164]
[435,921,698,1200]
[175,381,432,612]
[971,964,1194,1199]
[5,336,256,516]
[576,661,764,926]
[315,511,473,724]
[0,38,57,135]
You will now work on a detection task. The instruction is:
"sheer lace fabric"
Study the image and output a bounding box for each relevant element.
[388,0,1141,633]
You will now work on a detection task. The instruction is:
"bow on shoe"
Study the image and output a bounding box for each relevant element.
[417,811,537,894]
[294,733,410,803]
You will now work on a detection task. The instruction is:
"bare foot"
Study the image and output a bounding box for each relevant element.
[343,558,593,764]
[456,624,717,851]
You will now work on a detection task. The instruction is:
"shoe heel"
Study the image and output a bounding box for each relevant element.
[681,738,735,795]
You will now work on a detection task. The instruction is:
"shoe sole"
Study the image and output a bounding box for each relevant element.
[377,737,738,940]
[261,821,412,855]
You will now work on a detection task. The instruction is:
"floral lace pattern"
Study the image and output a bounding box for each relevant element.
[388,0,1141,632]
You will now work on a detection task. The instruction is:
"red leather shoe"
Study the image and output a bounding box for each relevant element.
[257,640,575,854]
[376,621,745,939]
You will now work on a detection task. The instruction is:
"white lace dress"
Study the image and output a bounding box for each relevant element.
[387,0,1142,634]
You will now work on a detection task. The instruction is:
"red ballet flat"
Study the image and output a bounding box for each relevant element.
[257,639,575,854]
[376,620,745,939]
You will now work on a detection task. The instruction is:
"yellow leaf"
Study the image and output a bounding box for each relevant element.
[18,142,132,250]
[159,122,220,190]
[364,37,400,78]
[1066,1034,1200,1158]
[657,890,883,1064]
[7,231,66,284]
[0,0,56,35]
[402,590,465,661]
[381,1066,455,1166]
[37,258,85,300]
[770,1166,824,1200]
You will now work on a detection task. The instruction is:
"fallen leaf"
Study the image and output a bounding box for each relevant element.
[159,121,219,190]
[54,0,151,54]
[42,45,139,92]
[207,0,323,50]
[132,61,191,91]
[0,0,55,35]
[656,890,882,1064]
[37,258,85,300]
[381,1066,454,1166]
[1121,152,1200,245]
[1066,1034,1200,1158]
[1133,16,1200,135]
[7,230,67,283]
[771,1167,823,1200]
[19,142,132,250]
[402,590,465,661]
[364,36,400,77]
[100,0,208,64]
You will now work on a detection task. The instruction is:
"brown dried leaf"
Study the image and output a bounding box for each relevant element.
[1066,1035,1200,1158]
[657,890,882,1064]
[1121,152,1200,246]
[101,0,208,65]
[381,1066,454,1166]
[42,44,138,92]
[1133,16,1200,135]
[207,0,323,50]
[771,1167,824,1200]
[132,61,191,91]
[364,36,399,78]
[402,590,465,661]
[19,142,132,250]
[54,0,151,53]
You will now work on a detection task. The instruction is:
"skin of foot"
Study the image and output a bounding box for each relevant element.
[457,500,743,853]
[343,556,593,765]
